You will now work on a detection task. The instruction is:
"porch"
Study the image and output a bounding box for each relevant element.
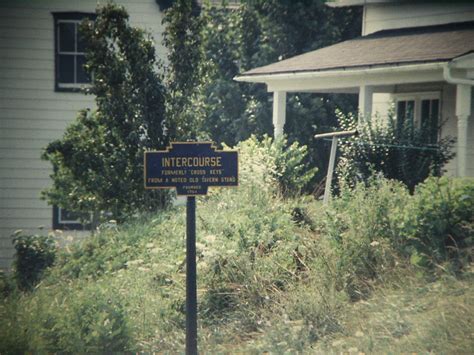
[235,22,474,177]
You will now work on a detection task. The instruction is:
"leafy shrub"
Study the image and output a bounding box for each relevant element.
[232,135,317,196]
[402,177,474,268]
[0,271,13,298]
[319,176,474,292]
[337,110,455,192]
[22,283,132,353]
[12,232,56,291]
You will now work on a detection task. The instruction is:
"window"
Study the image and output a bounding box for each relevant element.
[53,12,94,91]
[394,93,440,141]
[421,98,440,143]
[53,206,92,230]
[396,99,415,132]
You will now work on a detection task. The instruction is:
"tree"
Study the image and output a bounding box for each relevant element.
[180,0,361,186]
[162,0,203,140]
[42,4,169,222]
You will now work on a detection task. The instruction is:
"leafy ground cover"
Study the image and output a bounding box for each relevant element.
[1,140,473,353]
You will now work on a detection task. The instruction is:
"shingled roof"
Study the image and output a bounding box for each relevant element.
[238,22,474,78]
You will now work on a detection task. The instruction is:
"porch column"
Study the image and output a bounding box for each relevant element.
[272,91,287,138]
[358,85,374,122]
[456,84,472,177]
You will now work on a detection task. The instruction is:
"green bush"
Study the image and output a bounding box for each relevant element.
[0,271,13,298]
[12,232,56,291]
[21,283,132,353]
[337,110,455,192]
[232,135,317,196]
[319,176,474,289]
[402,177,474,268]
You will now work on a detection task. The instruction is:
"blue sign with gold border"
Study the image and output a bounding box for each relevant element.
[144,142,238,196]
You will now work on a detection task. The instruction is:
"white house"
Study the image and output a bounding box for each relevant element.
[0,0,167,270]
[235,0,474,178]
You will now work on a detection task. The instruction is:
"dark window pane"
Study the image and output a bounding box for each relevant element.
[430,99,439,142]
[58,54,75,83]
[397,101,406,132]
[406,100,415,124]
[397,101,406,121]
[421,99,430,125]
[77,25,87,53]
[58,22,75,52]
[60,209,83,223]
[58,208,91,225]
[76,55,89,83]
[431,99,439,125]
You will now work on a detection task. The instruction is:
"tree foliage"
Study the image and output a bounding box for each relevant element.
[337,110,456,192]
[162,0,203,139]
[164,0,362,186]
[42,4,169,222]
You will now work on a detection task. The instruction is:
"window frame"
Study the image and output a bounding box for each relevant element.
[393,92,441,127]
[52,206,92,231]
[52,12,95,92]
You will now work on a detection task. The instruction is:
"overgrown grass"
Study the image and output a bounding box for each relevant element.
[1,160,473,353]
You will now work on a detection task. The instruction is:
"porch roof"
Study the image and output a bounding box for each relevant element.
[236,22,474,80]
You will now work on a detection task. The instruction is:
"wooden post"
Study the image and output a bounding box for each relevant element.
[456,84,471,177]
[324,136,338,204]
[272,91,287,138]
[314,129,357,205]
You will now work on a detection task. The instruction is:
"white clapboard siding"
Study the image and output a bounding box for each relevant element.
[1,78,56,91]
[1,198,50,209]
[0,239,15,251]
[0,178,52,190]
[0,68,55,81]
[0,0,166,270]
[0,148,46,160]
[0,18,52,31]
[1,108,91,120]
[0,188,45,200]
[1,208,52,219]
[0,88,96,101]
[0,28,53,40]
[364,3,474,35]
[1,48,52,61]
[0,118,70,131]
[0,219,52,229]
[0,139,55,151]
[0,38,53,51]
[0,98,93,111]
[0,159,51,170]
[0,168,51,180]
[0,128,68,141]
[0,57,52,71]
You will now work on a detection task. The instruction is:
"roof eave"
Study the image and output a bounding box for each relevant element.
[234,62,448,84]
[326,0,394,7]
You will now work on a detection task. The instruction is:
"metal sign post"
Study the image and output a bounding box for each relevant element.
[144,142,238,355]
[186,196,197,355]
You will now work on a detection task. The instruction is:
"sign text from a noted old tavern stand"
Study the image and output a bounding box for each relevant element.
[144,142,238,196]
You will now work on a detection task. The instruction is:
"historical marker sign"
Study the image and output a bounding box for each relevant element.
[144,142,238,196]
[144,141,238,354]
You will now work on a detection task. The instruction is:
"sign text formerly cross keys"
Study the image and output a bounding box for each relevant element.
[144,142,238,195]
